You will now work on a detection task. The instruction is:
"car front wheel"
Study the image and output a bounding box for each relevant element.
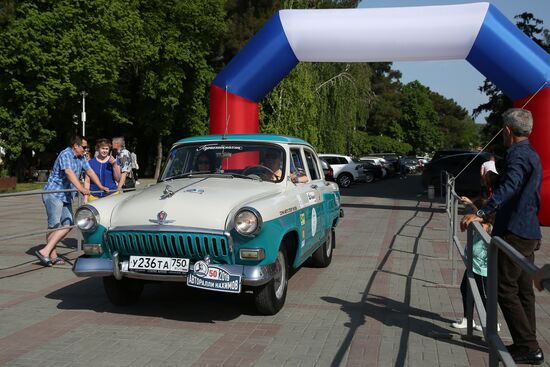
[254,247,288,315]
[311,228,334,267]
[337,173,353,188]
[103,276,144,306]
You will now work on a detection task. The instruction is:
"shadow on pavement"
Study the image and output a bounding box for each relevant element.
[46,277,259,322]
[324,198,487,367]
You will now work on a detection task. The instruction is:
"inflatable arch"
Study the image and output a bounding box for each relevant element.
[210,3,550,223]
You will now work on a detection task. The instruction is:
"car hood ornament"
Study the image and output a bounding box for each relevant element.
[160,185,175,199]
[149,210,175,225]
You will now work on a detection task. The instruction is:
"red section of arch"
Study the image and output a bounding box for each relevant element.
[209,84,259,134]
[514,87,550,225]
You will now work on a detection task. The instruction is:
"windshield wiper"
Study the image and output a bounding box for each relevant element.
[163,171,262,182]
[162,171,212,181]
[225,173,262,181]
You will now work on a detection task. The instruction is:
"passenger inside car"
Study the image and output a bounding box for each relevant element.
[289,149,309,183]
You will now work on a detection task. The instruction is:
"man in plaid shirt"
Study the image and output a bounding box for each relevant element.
[34,136,109,266]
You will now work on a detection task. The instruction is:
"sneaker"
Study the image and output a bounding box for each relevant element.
[512,348,544,365]
[473,323,500,332]
[451,317,475,329]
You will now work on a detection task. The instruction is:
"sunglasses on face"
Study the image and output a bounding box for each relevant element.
[80,144,89,150]
[198,160,209,164]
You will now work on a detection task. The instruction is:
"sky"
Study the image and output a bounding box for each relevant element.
[358,0,550,123]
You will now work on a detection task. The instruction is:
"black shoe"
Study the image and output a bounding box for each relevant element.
[512,348,544,365]
[507,344,520,354]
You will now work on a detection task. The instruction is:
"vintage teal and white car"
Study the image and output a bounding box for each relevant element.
[73,134,343,314]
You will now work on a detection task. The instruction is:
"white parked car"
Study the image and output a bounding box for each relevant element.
[73,134,343,315]
[318,154,366,188]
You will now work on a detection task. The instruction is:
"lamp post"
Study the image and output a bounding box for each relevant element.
[80,91,88,136]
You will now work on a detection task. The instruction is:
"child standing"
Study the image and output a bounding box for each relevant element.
[451,196,499,331]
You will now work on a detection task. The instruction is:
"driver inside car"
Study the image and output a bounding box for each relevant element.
[194,152,213,173]
[263,150,283,181]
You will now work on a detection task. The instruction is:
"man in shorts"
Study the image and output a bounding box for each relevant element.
[35,136,109,266]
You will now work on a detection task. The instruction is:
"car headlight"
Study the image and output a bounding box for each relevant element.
[234,207,262,236]
[75,206,99,232]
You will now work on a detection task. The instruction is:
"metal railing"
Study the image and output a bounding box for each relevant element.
[0,187,136,246]
[446,175,550,366]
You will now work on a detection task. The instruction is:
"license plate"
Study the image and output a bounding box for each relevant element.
[186,260,241,293]
[129,256,189,274]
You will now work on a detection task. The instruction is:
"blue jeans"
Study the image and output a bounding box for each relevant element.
[42,194,73,229]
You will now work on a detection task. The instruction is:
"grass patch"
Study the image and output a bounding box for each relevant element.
[0,182,44,194]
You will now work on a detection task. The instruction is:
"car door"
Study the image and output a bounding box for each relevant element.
[303,149,325,248]
[290,148,320,257]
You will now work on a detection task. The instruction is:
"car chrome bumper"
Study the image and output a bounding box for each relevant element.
[72,252,278,286]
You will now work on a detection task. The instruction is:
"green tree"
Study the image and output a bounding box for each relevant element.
[429,90,479,149]
[399,81,442,154]
[0,0,226,177]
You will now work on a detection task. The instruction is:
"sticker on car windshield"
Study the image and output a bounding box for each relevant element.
[196,144,243,152]
[186,260,241,293]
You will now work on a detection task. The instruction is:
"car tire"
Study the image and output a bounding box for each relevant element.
[310,228,334,268]
[103,276,144,306]
[337,173,353,188]
[254,246,288,315]
[365,172,375,183]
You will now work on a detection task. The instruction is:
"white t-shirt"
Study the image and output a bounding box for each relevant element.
[481,160,497,176]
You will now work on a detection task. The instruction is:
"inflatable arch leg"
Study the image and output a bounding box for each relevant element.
[514,87,550,224]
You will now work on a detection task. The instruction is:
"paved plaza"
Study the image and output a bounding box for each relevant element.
[0,176,549,366]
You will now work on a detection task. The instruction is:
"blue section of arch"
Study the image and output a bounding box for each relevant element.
[466,4,550,101]
[212,12,299,102]
[213,6,550,104]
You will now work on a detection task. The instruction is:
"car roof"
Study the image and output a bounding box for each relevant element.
[175,134,311,146]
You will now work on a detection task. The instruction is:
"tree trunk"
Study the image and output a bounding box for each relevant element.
[153,136,162,180]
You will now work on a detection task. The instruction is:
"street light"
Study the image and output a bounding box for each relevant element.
[80,91,88,136]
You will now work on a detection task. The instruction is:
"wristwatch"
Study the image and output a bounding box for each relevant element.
[476,209,486,220]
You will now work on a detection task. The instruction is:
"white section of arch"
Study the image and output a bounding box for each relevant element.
[279,3,489,62]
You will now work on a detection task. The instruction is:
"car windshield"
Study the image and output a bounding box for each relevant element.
[160,142,286,183]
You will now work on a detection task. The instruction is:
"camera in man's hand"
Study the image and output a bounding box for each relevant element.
[111,148,118,158]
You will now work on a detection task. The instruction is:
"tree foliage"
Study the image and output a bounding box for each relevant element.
[0,0,225,176]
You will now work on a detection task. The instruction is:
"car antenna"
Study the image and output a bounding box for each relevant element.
[222,85,230,140]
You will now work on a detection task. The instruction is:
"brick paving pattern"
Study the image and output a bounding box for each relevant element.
[0,176,549,366]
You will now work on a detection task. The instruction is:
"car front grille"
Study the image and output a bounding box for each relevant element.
[106,231,231,263]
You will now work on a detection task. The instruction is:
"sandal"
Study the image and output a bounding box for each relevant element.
[34,250,52,267]
[52,257,66,265]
